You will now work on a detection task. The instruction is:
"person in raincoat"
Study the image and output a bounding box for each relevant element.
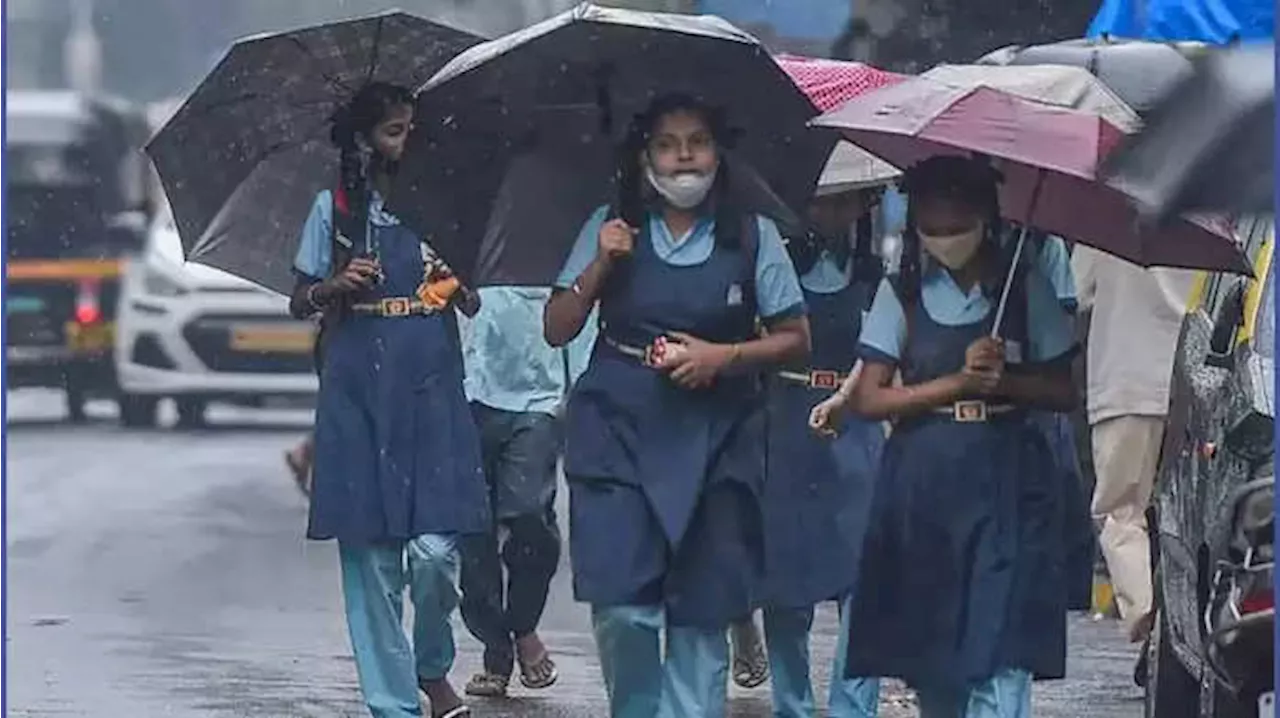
[543,93,811,718]
[728,168,889,717]
[455,283,597,698]
[287,82,488,718]
[812,155,1077,717]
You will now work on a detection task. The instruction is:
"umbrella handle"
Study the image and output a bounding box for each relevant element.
[990,170,1046,339]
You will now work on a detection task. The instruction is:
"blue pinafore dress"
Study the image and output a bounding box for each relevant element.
[843,268,1067,691]
[308,216,490,544]
[761,267,885,609]
[564,216,766,628]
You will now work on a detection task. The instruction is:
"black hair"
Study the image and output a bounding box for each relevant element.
[788,188,880,280]
[896,155,1004,305]
[613,93,745,248]
[329,82,414,225]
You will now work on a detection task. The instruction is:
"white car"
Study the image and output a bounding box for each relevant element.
[113,213,318,428]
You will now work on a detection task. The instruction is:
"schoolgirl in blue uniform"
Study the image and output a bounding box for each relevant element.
[543,94,811,718]
[741,176,888,718]
[814,156,1078,717]
[287,83,488,718]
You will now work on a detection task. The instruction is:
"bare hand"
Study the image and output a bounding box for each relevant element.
[658,332,732,389]
[960,336,1004,395]
[809,393,848,438]
[327,257,381,294]
[598,219,637,262]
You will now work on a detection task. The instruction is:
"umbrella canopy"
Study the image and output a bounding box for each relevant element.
[921,63,1142,131]
[146,12,482,294]
[1087,0,1273,44]
[812,77,1248,274]
[974,38,1196,112]
[389,2,831,286]
[773,54,905,113]
[775,54,906,194]
[1102,42,1275,220]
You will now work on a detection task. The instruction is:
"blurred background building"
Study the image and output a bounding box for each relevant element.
[7,0,1111,104]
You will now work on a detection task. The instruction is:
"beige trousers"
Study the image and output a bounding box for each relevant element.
[1091,415,1165,636]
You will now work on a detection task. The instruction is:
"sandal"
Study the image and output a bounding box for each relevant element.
[730,620,769,689]
[518,653,559,690]
[463,672,509,698]
[435,706,470,718]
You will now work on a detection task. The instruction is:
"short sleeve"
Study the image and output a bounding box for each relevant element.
[857,278,907,364]
[293,191,333,281]
[1037,235,1077,311]
[752,215,806,320]
[1024,267,1077,363]
[554,205,609,289]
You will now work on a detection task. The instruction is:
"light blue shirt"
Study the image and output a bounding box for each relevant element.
[799,253,853,294]
[1037,234,1077,308]
[880,187,907,236]
[859,259,1076,365]
[292,190,406,280]
[554,205,806,321]
[459,286,598,416]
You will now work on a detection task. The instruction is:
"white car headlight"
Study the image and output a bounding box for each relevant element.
[142,264,188,297]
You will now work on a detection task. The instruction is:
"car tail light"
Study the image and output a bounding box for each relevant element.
[74,279,102,325]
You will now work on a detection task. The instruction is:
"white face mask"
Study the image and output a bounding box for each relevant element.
[646,165,717,210]
[918,225,984,269]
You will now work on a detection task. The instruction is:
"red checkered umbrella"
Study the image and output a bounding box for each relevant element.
[775,54,907,191]
[774,54,906,113]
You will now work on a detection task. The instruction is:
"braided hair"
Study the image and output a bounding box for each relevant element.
[896,155,1004,307]
[328,82,414,250]
[614,93,746,248]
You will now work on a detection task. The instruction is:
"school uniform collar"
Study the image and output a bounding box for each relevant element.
[367,191,400,227]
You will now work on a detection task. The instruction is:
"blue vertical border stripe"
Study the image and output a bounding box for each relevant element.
[1,0,10,711]
[1272,34,1279,696]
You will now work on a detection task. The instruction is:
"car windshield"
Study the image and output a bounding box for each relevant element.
[1256,257,1273,359]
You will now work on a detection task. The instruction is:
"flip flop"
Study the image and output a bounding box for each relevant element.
[434,706,470,718]
[730,624,769,689]
[732,652,769,689]
[518,653,559,690]
[464,672,509,698]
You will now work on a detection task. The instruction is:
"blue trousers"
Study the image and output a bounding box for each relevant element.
[592,604,730,718]
[339,535,461,718]
[915,669,1033,718]
[763,599,881,718]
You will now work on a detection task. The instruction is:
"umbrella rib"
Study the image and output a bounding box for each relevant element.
[286,36,355,96]
[363,15,385,85]
[185,92,339,118]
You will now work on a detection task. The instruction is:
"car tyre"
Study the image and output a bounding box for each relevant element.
[1145,609,1200,718]
[175,398,207,429]
[118,394,159,428]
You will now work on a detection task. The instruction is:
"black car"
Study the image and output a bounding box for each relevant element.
[1146,215,1274,718]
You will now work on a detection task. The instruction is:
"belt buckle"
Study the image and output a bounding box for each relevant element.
[809,370,840,389]
[380,297,411,317]
[954,400,988,423]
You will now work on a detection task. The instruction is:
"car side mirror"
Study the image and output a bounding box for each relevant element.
[1206,279,1247,368]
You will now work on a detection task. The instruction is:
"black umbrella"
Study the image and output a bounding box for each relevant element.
[389,2,831,287]
[146,12,482,294]
[975,37,1198,112]
[1102,42,1275,221]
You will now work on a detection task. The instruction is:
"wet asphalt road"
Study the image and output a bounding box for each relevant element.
[7,390,1144,717]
